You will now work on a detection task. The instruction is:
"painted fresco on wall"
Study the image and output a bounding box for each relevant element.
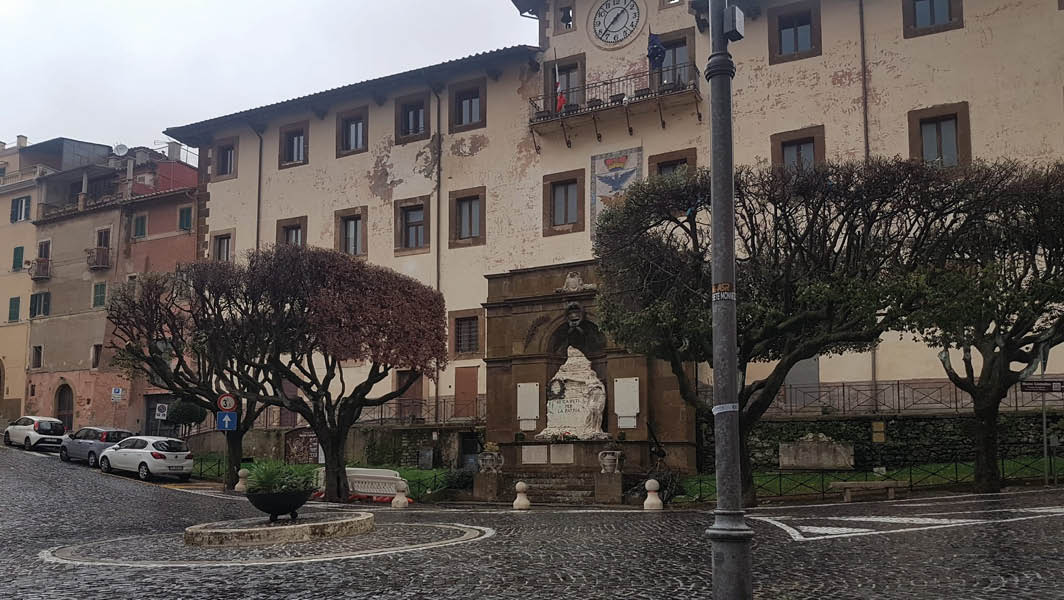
[590,147,642,238]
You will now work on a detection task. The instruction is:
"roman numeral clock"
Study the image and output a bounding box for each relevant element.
[590,0,646,50]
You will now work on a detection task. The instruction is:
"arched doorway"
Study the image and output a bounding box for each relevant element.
[55,385,74,430]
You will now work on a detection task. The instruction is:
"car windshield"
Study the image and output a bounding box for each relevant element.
[106,431,132,443]
[37,421,65,435]
[152,440,188,452]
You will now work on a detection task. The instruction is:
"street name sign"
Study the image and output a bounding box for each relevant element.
[217,411,238,431]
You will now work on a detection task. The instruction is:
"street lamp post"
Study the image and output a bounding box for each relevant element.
[692,0,755,597]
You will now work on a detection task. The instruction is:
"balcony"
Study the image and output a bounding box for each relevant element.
[28,258,50,280]
[528,63,702,148]
[86,247,111,270]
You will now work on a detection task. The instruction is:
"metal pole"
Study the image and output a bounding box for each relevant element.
[1043,392,1049,486]
[702,0,753,597]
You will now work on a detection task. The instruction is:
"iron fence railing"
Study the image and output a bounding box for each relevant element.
[528,63,700,121]
[680,443,1059,502]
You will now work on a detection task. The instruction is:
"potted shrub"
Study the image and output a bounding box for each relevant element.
[477,441,504,474]
[245,461,319,522]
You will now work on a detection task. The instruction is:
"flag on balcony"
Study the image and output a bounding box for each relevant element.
[648,30,667,70]
[554,61,567,112]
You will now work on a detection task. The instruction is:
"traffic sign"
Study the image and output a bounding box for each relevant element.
[1020,381,1063,393]
[154,403,169,420]
[217,411,238,431]
[217,393,238,412]
[111,387,125,403]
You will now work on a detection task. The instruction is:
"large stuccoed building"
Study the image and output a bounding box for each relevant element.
[164,0,1064,474]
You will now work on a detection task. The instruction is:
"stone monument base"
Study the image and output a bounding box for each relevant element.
[473,471,503,502]
[594,472,623,504]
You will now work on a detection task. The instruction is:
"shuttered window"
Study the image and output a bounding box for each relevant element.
[12,246,23,271]
[7,297,19,322]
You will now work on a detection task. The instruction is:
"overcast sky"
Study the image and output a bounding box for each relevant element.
[1,0,538,150]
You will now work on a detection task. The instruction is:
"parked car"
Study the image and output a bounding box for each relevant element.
[99,436,193,482]
[60,427,133,467]
[3,416,66,451]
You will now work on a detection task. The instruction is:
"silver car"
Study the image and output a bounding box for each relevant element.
[60,427,133,468]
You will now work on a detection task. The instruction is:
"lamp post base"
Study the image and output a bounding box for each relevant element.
[707,509,755,599]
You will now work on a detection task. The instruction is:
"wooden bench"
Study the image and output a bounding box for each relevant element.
[316,467,408,497]
[828,480,907,503]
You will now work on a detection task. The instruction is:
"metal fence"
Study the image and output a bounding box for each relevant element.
[681,443,1060,502]
[528,63,701,120]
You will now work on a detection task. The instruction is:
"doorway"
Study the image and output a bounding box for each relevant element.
[55,385,74,430]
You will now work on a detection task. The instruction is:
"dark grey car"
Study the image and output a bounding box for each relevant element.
[60,427,133,468]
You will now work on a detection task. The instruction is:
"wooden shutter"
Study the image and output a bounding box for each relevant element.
[7,297,18,322]
[42,292,50,316]
[10,198,17,223]
[12,246,23,271]
[453,366,478,418]
[29,294,38,318]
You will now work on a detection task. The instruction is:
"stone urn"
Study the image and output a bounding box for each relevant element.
[477,451,504,474]
[246,490,312,522]
[598,450,623,474]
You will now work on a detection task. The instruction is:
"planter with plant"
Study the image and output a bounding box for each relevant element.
[599,440,624,474]
[477,441,504,474]
[245,461,319,522]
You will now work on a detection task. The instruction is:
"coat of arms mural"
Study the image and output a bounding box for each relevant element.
[590,147,643,238]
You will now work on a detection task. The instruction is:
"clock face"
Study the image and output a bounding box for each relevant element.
[592,0,642,45]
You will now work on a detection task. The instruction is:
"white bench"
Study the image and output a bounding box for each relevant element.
[316,467,408,497]
[829,480,907,503]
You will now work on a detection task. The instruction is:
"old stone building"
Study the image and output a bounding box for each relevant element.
[164,0,1064,471]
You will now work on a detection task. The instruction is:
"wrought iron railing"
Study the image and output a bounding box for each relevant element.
[528,63,701,121]
[86,247,111,270]
[28,258,50,280]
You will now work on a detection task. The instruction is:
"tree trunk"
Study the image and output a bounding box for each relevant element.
[972,401,1002,493]
[739,424,758,508]
[320,431,350,503]
[223,430,244,490]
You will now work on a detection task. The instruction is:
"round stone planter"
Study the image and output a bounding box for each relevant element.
[477,451,504,474]
[598,450,623,474]
[246,490,312,522]
[183,512,375,547]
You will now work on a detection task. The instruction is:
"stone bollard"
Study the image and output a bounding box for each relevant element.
[513,481,531,510]
[234,468,249,493]
[391,481,410,508]
[643,479,663,511]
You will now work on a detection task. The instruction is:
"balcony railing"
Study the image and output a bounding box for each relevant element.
[529,63,701,122]
[86,247,111,270]
[28,258,50,280]
[0,165,55,187]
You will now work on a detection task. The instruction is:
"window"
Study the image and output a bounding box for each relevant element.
[395,92,431,143]
[10,196,31,222]
[455,317,479,354]
[558,5,575,31]
[449,187,486,248]
[767,1,822,65]
[91,344,103,369]
[542,169,585,236]
[275,216,307,247]
[133,215,147,238]
[903,0,963,37]
[544,54,585,113]
[649,149,698,178]
[96,228,111,249]
[552,181,579,226]
[31,346,42,369]
[908,102,971,167]
[213,234,232,262]
[279,121,309,168]
[336,107,368,157]
[12,246,23,271]
[7,297,18,322]
[334,207,367,257]
[211,137,238,181]
[656,38,691,87]
[402,207,425,249]
[29,292,50,318]
[658,159,687,176]
[770,125,826,168]
[394,197,430,255]
[395,369,422,419]
[38,240,50,259]
[449,79,487,133]
[92,283,107,308]
[178,206,193,231]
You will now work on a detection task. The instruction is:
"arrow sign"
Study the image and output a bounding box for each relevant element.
[216,411,238,431]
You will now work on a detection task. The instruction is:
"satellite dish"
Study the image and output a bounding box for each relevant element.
[114,144,129,157]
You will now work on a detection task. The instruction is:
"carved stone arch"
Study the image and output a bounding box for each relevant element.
[544,317,607,360]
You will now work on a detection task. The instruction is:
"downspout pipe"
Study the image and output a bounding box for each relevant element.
[858,0,878,388]
[432,87,443,431]
[248,122,264,250]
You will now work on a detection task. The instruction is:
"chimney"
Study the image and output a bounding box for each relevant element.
[167,142,181,161]
[16,135,28,147]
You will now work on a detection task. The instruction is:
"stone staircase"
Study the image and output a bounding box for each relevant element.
[501,471,596,504]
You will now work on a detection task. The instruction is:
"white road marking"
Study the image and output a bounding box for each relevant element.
[797,526,874,535]
[751,487,1059,511]
[794,516,983,525]
[752,509,1064,542]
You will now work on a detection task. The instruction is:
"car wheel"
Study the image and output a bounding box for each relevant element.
[87,452,98,468]
[60,447,70,462]
[23,438,32,451]
[138,463,152,481]
[2,432,9,446]
[100,457,112,474]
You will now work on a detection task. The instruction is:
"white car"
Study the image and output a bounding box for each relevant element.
[3,416,66,451]
[99,436,194,482]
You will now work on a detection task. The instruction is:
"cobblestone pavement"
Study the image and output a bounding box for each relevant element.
[3,445,1064,599]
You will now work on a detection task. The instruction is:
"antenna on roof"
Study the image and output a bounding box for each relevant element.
[114,144,129,157]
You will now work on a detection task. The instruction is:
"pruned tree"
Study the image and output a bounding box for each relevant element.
[108,262,275,489]
[595,159,982,505]
[906,161,1064,492]
[240,245,448,503]
[167,399,208,438]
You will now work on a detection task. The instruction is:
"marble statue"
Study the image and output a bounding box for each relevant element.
[535,347,609,440]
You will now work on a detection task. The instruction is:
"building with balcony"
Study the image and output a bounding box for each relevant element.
[23,144,198,433]
[163,0,1064,470]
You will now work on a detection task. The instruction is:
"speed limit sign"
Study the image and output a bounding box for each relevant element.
[217,393,238,412]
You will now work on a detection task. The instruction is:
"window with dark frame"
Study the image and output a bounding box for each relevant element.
[768,1,821,64]
[454,88,482,128]
[12,246,23,272]
[38,240,50,259]
[782,138,816,169]
[658,39,690,86]
[29,292,50,318]
[283,127,306,164]
[214,235,232,262]
[217,144,235,176]
[92,282,107,308]
[91,344,103,369]
[657,158,688,176]
[920,115,959,167]
[10,196,31,222]
[402,206,426,249]
[283,225,304,246]
[401,101,426,137]
[456,196,480,240]
[779,11,813,56]
[342,215,363,255]
[133,215,147,238]
[7,297,18,322]
[31,345,42,369]
[551,180,579,226]
[341,115,365,152]
[178,207,193,231]
[560,6,574,29]
[554,64,581,111]
[914,0,951,28]
[96,228,110,249]
[455,316,479,354]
